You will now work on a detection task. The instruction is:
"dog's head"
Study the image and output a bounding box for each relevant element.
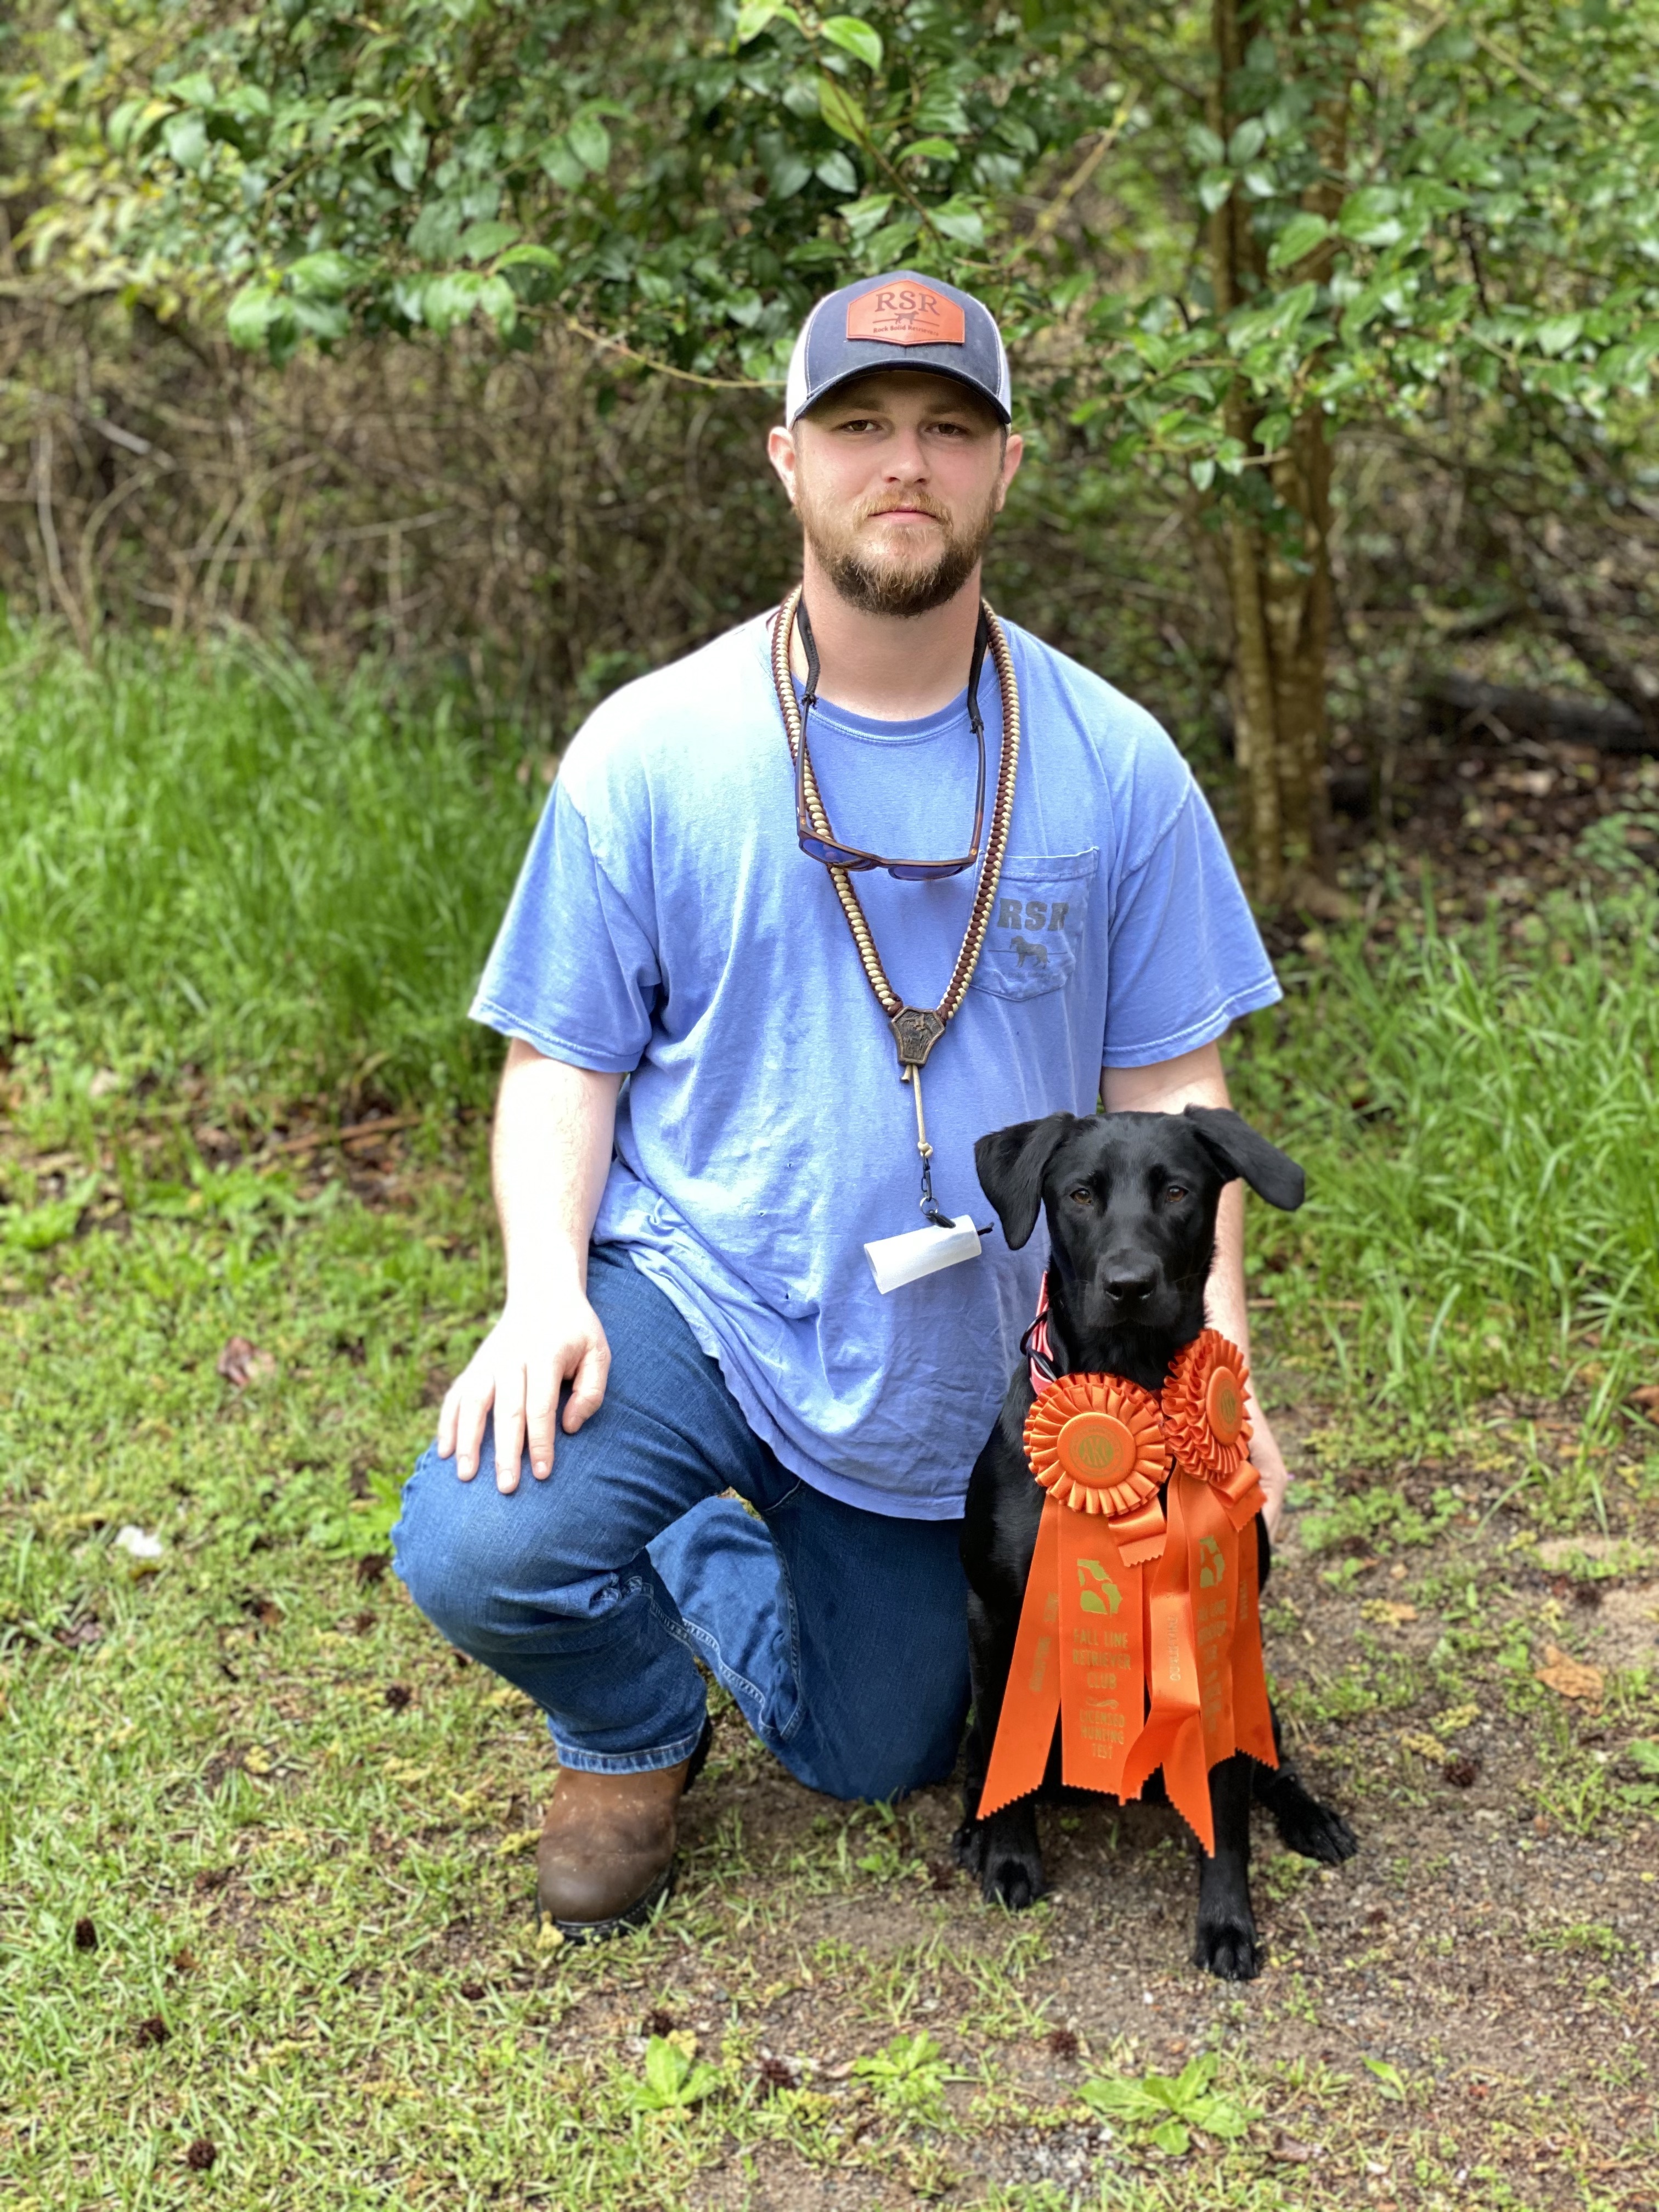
[974,1106,1304,1347]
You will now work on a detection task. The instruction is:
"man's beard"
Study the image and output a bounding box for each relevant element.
[797,482,999,618]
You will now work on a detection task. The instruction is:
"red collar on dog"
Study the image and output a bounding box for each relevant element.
[1021,1272,1058,1395]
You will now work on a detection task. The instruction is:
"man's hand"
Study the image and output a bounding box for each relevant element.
[438,1292,612,1492]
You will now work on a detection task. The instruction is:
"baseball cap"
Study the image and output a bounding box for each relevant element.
[783,270,1012,427]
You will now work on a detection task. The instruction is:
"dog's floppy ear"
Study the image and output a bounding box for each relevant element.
[1182,1105,1305,1211]
[974,1113,1083,1249]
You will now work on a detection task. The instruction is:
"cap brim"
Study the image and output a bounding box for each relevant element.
[791,360,1011,427]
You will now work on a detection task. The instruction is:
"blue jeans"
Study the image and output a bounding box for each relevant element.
[393,1246,970,1799]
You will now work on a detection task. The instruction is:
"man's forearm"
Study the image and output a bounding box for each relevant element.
[438,1043,624,1486]
[493,1040,622,1305]
[1100,1041,1288,1530]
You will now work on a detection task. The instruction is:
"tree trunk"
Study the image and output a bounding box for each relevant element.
[1209,0,1357,907]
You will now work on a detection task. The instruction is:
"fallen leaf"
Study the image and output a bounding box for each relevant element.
[1628,1384,1659,1420]
[216,1336,276,1389]
[1362,1599,1418,1626]
[1536,1645,1604,1702]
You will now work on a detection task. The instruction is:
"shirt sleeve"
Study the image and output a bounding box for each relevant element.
[1102,777,1282,1068]
[469,776,660,1074]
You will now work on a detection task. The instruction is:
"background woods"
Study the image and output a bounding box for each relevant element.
[7,1,1659,898]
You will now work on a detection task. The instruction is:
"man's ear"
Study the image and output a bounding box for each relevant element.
[974,1113,1083,1249]
[1182,1105,1305,1211]
[766,422,799,506]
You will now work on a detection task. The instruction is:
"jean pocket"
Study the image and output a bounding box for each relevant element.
[757,1476,806,1520]
[969,849,1099,1002]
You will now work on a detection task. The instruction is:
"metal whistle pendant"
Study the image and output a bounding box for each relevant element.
[890,1005,945,1068]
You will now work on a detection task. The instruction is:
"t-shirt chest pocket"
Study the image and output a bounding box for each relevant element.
[969,849,1099,1002]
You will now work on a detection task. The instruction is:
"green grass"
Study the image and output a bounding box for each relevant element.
[3,1135,1655,2208]
[1,618,528,1113]
[1230,893,1659,1448]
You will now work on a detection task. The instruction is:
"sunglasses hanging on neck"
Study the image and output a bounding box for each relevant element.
[790,594,991,881]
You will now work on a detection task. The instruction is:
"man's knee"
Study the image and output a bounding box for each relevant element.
[393,1438,579,1651]
[394,1445,488,1639]
[789,1676,969,1803]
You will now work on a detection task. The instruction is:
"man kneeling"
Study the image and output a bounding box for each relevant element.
[393,272,1289,1938]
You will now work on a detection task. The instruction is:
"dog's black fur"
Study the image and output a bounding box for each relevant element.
[955,1105,1357,1979]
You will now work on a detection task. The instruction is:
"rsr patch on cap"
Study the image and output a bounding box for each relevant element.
[845,281,967,348]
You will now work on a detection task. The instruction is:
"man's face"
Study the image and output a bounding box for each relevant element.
[768,373,1023,618]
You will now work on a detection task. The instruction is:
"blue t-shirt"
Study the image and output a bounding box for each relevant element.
[471,611,1279,1520]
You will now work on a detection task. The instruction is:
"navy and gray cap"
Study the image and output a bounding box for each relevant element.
[783,270,1012,427]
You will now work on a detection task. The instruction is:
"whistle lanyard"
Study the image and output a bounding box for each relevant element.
[770,585,1022,1222]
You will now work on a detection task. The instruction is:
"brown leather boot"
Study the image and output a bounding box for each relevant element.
[537,1720,712,1941]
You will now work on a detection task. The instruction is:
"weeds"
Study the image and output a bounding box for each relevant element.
[1077,2052,1255,2156]
[6,634,1659,2206]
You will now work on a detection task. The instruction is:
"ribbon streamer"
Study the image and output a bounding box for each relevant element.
[977,1327,1278,1845]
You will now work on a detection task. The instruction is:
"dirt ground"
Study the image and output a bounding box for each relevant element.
[528,1426,1657,2211]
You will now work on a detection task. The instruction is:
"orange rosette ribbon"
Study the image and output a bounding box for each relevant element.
[1161,1329,1265,1530]
[1022,1372,1170,1562]
[979,1335,1278,1852]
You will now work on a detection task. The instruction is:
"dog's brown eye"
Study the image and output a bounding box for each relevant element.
[1164,1184,1188,1204]
[1069,1187,1092,1207]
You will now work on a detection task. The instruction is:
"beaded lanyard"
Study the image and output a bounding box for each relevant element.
[770,583,1022,1221]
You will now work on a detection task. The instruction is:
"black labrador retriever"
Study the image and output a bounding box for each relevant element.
[956,1104,1357,1979]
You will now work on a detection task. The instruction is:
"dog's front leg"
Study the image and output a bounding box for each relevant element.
[955,1590,1047,1910]
[1193,1752,1260,1980]
[1252,1703,1359,1864]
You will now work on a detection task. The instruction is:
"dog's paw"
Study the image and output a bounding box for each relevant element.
[1276,1792,1358,1865]
[982,1846,1046,1911]
[955,1816,1045,1909]
[1194,1915,1262,1982]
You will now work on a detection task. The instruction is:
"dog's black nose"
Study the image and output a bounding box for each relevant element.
[1103,1267,1156,1305]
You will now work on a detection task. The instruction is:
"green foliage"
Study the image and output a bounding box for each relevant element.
[629,2035,724,2110]
[0,619,524,1110]
[9,1,1656,490]
[1363,2055,1409,2102]
[849,2030,958,2124]
[1077,2051,1255,2155]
